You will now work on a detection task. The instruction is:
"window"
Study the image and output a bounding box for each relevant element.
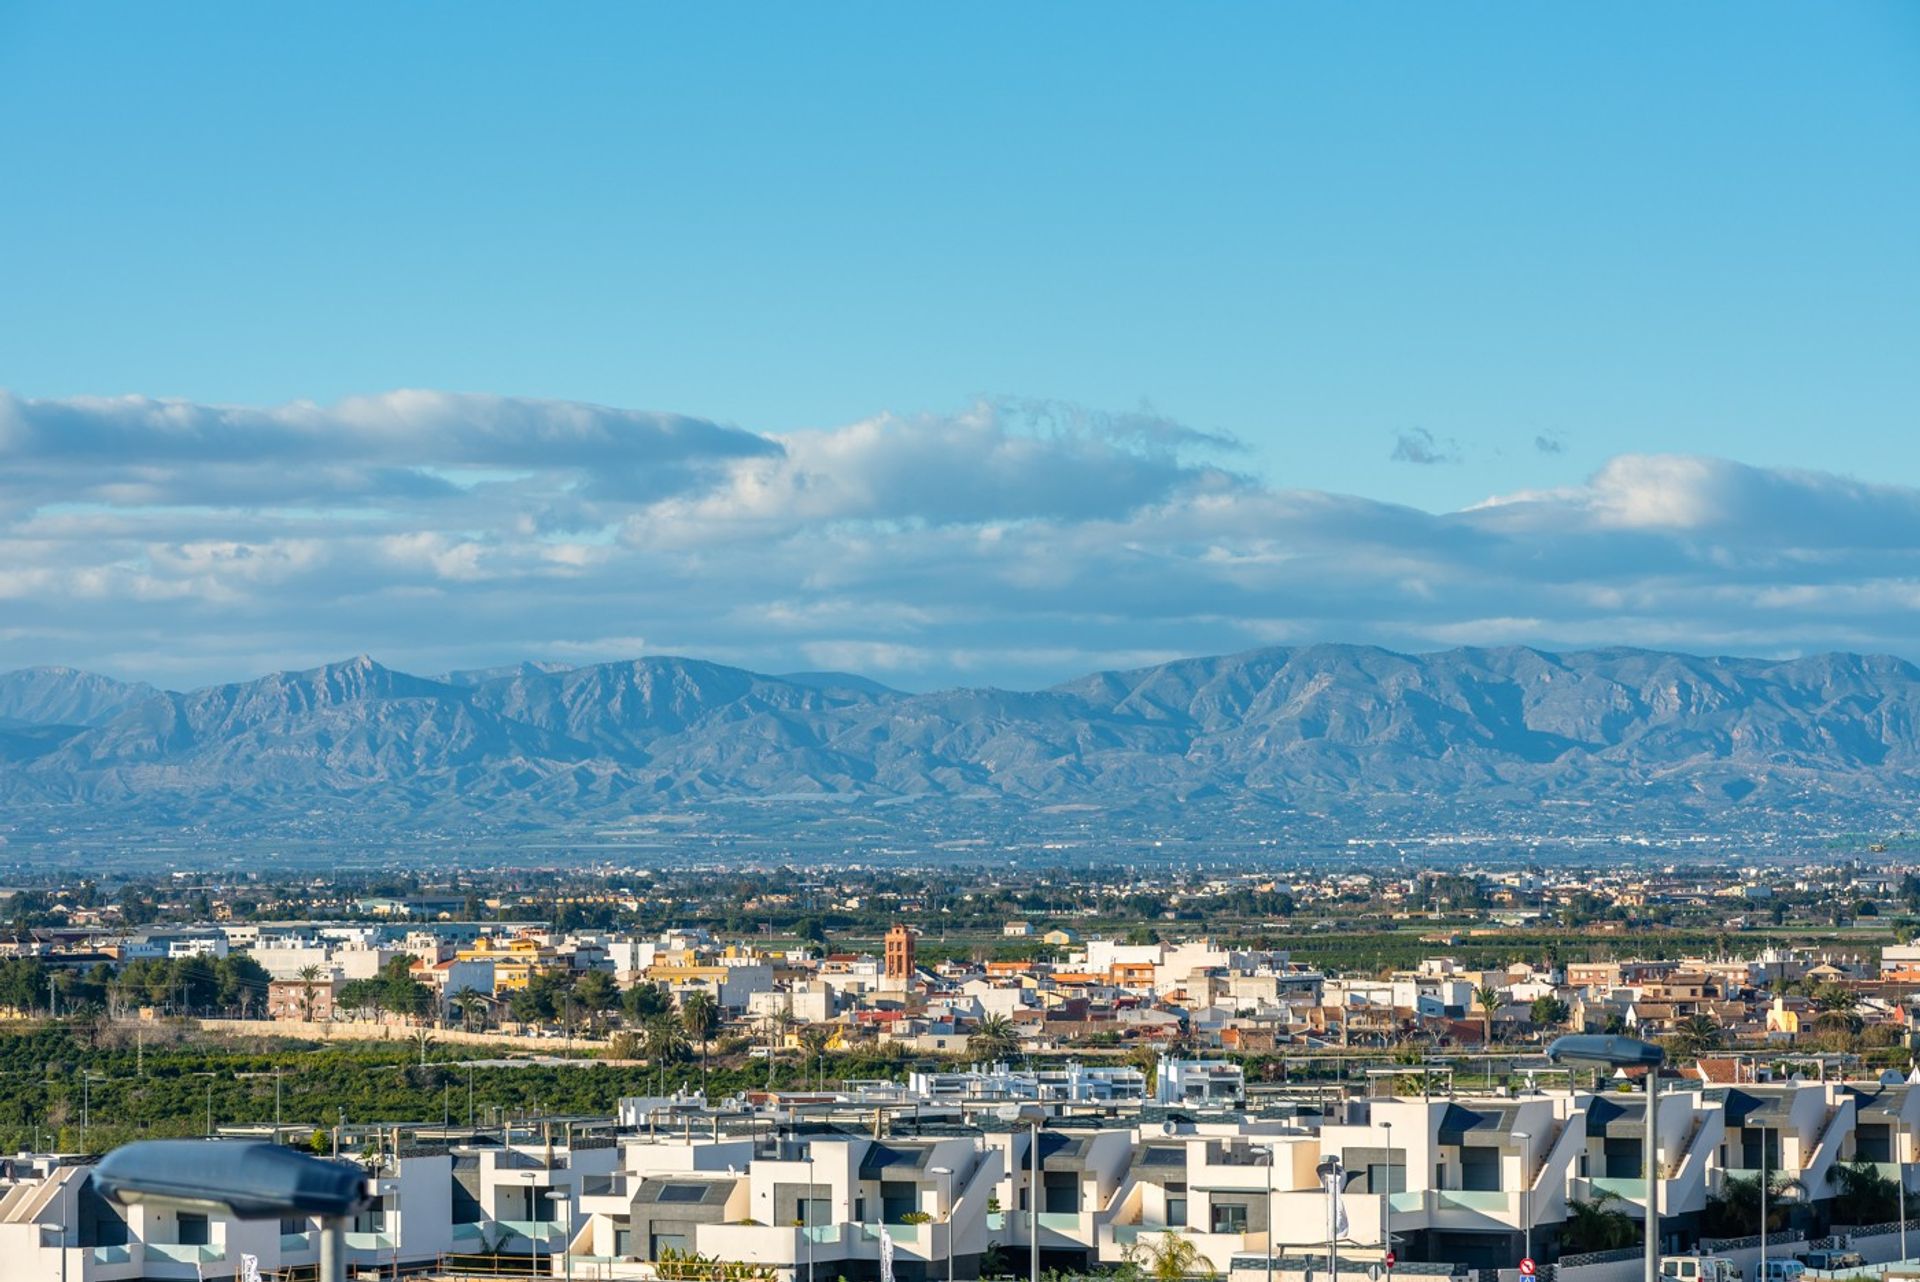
[1459,1146,1500,1192]
[279,1217,309,1236]
[656,1184,708,1203]
[651,1233,688,1258]
[1210,1202,1248,1234]
[1166,1196,1187,1227]
[178,1213,211,1246]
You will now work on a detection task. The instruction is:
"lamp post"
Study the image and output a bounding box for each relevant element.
[998,1103,1047,1282]
[1317,1156,1344,1282]
[805,1152,817,1282]
[930,1166,955,1282]
[1513,1130,1532,1270]
[1546,1035,1665,1282]
[1759,1121,1770,1282]
[41,1222,68,1282]
[1381,1119,1394,1271]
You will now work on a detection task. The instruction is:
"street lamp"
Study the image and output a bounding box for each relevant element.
[1512,1130,1532,1271]
[1317,1156,1345,1282]
[1546,1035,1665,1282]
[998,1103,1047,1282]
[805,1151,818,1282]
[929,1166,955,1282]
[1381,1119,1395,1271]
[41,1222,68,1282]
[94,1139,370,1282]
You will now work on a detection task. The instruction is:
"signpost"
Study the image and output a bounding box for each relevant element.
[1521,1259,1537,1277]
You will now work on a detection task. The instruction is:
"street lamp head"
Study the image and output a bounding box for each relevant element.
[95,1140,370,1221]
[1544,1034,1665,1070]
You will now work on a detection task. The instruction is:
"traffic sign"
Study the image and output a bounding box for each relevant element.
[1384,1252,1397,1270]
[1520,1258,1537,1277]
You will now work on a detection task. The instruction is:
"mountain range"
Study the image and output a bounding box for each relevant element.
[3,644,1919,833]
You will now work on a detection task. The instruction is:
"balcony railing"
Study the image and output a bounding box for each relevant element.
[280,1231,317,1253]
[345,1231,397,1251]
[148,1243,226,1264]
[495,1219,564,1243]
[91,1245,134,1265]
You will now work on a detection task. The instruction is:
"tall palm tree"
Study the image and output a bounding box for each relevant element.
[969,1013,1021,1063]
[681,989,720,1095]
[1474,984,1502,1048]
[296,964,323,1023]
[451,986,486,1033]
[645,1013,691,1067]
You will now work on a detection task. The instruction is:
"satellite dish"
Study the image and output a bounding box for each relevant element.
[1161,1121,1178,1136]
[994,1104,1024,1122]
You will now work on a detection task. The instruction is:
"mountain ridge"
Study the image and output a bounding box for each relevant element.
[3,643,1918,827]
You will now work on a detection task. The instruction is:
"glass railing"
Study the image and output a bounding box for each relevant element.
[1389,1192,1425,1213]
[1038,1212,1083,1231]
[148,1243,225,1264]
[1114,1225,1185,1244]
[987,1212,1006,1231]
[495,1219,562,1242]
[91,1245,134,1265]
[345,1231,397,1251]
[803,1225,842,1244]
[1435,1190,1513,1213]
[280,1231,316,1253]
[858,1222,922,1243]
[1591,1177,1647,1200]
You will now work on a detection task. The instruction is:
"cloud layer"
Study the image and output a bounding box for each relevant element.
[4,387,1920,690]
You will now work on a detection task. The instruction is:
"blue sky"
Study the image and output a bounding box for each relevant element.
[2,4,1919,687]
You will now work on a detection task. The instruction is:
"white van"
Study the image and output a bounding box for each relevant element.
[1756,1261,1807,1282]
[1663,1256,1744,1282]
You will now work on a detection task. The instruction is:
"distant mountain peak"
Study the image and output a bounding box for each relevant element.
[6,642,1920,832]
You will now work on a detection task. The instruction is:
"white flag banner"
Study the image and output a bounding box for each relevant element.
[1324,1165,1349,1240]
[880,1226,896,1282]
[240,1254,262,1282]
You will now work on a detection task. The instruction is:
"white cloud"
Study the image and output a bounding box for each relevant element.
[5,386,1920,690]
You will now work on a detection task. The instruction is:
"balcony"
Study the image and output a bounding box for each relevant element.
[495,1219,565,1244]
[148,1243,226,1264]
[280,1230,317,1254]
[92,1245,134,1265]
[345,1231,398,1252]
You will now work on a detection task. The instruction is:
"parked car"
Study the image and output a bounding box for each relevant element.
[1756,1260,1807,1282]
[1664,1256,1744,1282]
[1796,1252,1867,1273]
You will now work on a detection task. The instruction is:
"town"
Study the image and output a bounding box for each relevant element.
[2,856,1920,1282]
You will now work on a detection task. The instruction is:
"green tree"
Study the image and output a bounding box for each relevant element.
[1670,1014,1723,1061]
[1563,1192,1639,1252]
[1123,1230,1217,1282]
[1530,995,1570,1030]
[681,989,721,1095]
[1474,984,1502,1046]
[969,1013,1021,1063]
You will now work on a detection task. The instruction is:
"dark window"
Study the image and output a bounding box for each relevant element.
[1043,1173,1080,1214]
[1856,1124,1892,1164]
[1211,1202,1248,1234]
[178,1214,211,1246]
[1603,1137,1643,1180]
[881,1182,917,1223]
[651,1233,688,1258]
[657,1184,709,1204]
[1167,1196,1187,1226]
[1365,1163,1406,1195]
[1460,1146,1501,1192]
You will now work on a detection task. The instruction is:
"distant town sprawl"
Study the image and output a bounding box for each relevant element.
[4,859,1920,1281]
